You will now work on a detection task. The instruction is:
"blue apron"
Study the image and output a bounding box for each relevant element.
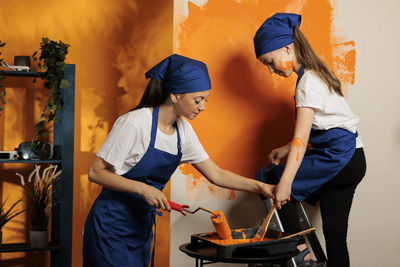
[256,66,357,203]
[83,106,182,267]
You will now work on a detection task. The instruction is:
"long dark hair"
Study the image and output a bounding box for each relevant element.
[293,26,343,96]
[132,78,170,111]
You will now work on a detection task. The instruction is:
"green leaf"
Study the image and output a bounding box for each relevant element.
[1,90,5,96]
[60,79,69,89]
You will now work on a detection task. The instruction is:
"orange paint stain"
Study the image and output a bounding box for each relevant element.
[278,59,294,71]
[290,137,306,161]
[179,164,236,201]
[334,40,356,95]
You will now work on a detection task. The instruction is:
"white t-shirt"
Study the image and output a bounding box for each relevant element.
[295,70,363,148]
[97,108,209,175]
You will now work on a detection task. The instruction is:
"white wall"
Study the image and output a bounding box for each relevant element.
[331,1,400,266]
[170,1,400,266]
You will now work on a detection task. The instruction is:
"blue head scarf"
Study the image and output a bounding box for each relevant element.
[253,13,302,58]
[145,54,211,94]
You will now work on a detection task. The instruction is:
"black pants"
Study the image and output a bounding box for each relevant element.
[270,148,366,267]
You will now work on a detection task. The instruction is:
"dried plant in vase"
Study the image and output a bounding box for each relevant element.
[0,198,24,244]
[16,164,61,231]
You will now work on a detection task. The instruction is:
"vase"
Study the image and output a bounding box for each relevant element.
[29,230,48,248]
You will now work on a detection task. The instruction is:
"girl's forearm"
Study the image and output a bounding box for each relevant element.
[280,136,308,184]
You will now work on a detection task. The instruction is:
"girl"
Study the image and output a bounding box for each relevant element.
[253,13,366,267]
[83,54,275,267]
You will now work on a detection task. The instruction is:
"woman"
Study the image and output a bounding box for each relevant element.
[253,13,366,267]
[83,54,275,267]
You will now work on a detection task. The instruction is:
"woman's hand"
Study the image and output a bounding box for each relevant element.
[273,180,292,210]
[259,183,276,199]
[268,143,291,165]
[140,184,171,211]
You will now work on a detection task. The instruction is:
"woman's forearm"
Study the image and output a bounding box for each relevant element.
[212,168,263,193]
[88,166,147,195]
[193,158,273,196]
[88,156,148,195]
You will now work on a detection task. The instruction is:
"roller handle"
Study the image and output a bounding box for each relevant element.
[166,200,189,216]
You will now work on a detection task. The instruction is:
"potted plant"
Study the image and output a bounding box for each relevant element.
[0,197,24,245]
[31,37,70,140]
[16,164,61,248]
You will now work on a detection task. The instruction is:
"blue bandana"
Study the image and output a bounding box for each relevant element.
[145,54,211,94]
[253,13,302,58]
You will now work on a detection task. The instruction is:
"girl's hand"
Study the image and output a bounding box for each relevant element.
[259,183,276,199]
[268,144,291,165]
[141,184,171,211]
[273,181,292,210]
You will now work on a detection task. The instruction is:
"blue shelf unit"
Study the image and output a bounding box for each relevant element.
[0,65,75,267]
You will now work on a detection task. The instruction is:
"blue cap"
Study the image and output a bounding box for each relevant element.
[253,13,302,57]
[145,54,211,94]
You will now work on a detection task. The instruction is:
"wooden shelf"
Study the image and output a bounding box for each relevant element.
[0,70,42,77]
[0,242,60,253]
[0,64,75,266]
[0,159,62,164]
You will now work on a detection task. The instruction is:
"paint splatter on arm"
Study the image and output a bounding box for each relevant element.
[290,137,306,161]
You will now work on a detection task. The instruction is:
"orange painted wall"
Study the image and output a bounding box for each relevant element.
[174,0,356,201]
[0,0,173,266]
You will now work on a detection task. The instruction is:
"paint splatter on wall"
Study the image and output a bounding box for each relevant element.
[174,0,356,201]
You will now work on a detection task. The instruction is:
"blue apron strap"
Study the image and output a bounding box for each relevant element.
[296,65,305,86]
[176,123,182,153]
[150,211,162,267]
[294,64,306,113]
[149,106,159,148]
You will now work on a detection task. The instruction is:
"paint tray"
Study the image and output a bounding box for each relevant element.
[190,227,301,258]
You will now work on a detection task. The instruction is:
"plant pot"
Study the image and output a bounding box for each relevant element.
[29,230,48,248]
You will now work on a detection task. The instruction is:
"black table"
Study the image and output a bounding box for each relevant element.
[179,242,299,267]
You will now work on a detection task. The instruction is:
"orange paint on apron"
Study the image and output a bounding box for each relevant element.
[290,137,306,161]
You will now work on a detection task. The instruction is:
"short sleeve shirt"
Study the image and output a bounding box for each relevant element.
[295,70,363,148]
[97,108,209,175]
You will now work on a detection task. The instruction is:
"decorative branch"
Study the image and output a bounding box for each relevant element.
[16,164,61,231]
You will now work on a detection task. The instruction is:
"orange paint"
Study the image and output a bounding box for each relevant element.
[334,40,356,95]
[200,228,273,246]
[278,59,294,71]
[180,163,236,201]
[211,210,232,240]
[290,137,306,161]
[206,236,273,246]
